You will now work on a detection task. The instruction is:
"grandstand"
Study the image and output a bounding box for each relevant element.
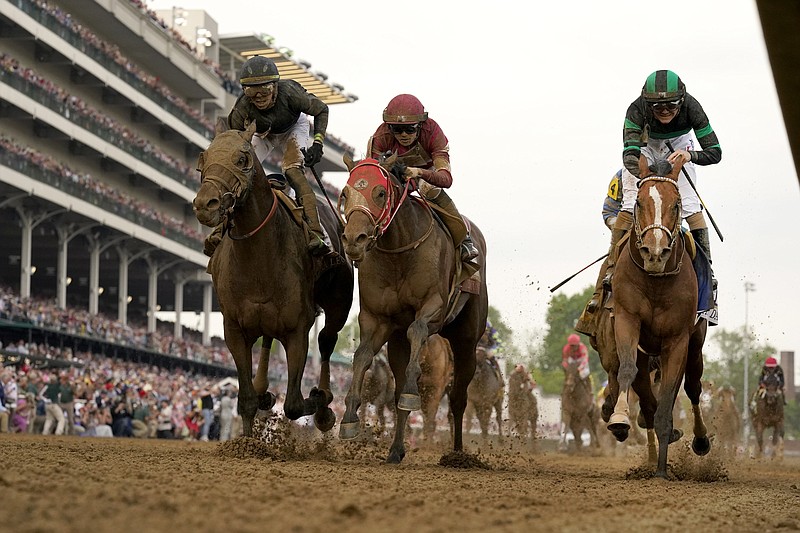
[0,0,356,350]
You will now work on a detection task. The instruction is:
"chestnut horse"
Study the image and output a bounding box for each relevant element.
[338,157,488,464]
[417,334,454,442]
[559,359,600,452]
[507,365,538,446]
[465,346,505,441]
[359,349,395,435]
[192,120,354,436]
[750,372,785,458]
[604,156,711,478]
[711,385,741,455]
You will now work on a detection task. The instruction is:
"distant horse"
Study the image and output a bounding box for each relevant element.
[192,120,354,436]
[465,346,505,441]
[604,156,711,478]
[750,373,785,459]
[417,334,454,443]
[359,350,395,435]
[507,365,538,446]
[338,157,488,464]
[559,359,600,452]
[711,385,741,455]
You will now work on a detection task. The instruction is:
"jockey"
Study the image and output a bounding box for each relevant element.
[513,364,536,391]
[580,70,722,327]
[562,334,590,378]
[368,94,479,264]
[478,319,502,379]
[758,356,787,404]
[220,55,331,256]
[575,170,622,334]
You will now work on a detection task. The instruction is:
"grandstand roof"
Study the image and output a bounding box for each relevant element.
[218,33,357,106]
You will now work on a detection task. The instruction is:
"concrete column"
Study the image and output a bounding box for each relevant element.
[174,279,186,340]
[117,247,129,325]
[19,213,33,300]
[56,229,69,309]
[88,240,100,315]
[202,283,212,346]
[147,261,158,333]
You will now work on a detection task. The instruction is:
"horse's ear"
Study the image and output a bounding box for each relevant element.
[244,121,257,139]
[667,157,685,181]
[215,117,229,135]
[343,153,356,171]
[638,155,650,177]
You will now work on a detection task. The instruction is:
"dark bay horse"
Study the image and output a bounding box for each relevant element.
[750,373,785,458]
[559,359,600,452]
[465,346,505,441]
[604,156,710,478]
[192,120,354,436]
[507,365,538,446]
[338,157,488,464]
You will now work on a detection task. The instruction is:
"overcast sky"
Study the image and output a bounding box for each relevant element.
[149,0,800,375]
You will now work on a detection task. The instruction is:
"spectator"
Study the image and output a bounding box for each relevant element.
[199,387,214,442]
[156,398,174,439]
[40,372,65,435]
[218,388,234,442]
[58,373,76,435]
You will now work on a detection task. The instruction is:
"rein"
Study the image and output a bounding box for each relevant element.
[228,186,279,240]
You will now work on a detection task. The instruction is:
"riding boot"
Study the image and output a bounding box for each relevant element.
[426,189,478,262]
[690,227,717,294]
[285,167,331,255]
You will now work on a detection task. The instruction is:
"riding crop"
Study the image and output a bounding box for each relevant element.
[664,140,724,242]
[550,253,608,293]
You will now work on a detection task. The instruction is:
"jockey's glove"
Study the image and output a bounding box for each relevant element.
[303,141,324,167]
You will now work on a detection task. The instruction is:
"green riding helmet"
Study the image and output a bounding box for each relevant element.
[239,56,280,86]
[641,70,686,104]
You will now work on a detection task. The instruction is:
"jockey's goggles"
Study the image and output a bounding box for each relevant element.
[649,100,682,112]
[389,123,419,135]
[243,83,276,97]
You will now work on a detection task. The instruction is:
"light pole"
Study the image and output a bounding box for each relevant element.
[742,281,756,447]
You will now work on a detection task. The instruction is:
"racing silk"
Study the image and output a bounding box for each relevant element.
[562,343,590,379]
[602,169,623,227]
[228,79,329,140]
[369,118,453,188]
[622,93,722,178]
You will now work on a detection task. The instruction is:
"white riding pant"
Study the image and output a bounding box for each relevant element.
[620,132,701,217]
[251,113,310,173]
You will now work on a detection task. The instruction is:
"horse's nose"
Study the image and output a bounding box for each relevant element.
[193,194,219,213]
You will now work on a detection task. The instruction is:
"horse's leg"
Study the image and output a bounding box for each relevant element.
[339,317,391,440]
[684,341,711,457]
[313,286,352,432]
[386,333,412,463]
[653,339,689,479]
[494,399,505,441]
[398,310,439,411]
[631,361,658,464]
[224,321,257,437]
[253,340,276,414]
[609,312,640,441]
[281,327,316,420]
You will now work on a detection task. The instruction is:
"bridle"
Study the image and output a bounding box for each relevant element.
[631,175,684,276]
[198,134,278,241]
[340,160,433,253]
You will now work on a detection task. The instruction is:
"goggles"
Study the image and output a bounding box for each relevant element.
[388,123,419,135]
[649,100,682,112]
[243,83,276,97]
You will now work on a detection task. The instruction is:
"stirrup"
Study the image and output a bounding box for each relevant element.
[460,239,479,262]
[586,297,600,314]
[308,232,331,255]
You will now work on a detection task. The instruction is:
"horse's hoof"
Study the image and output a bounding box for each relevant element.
[654,470,669,480]
[398,393,421,411]
[601,402,613,423]
[257,392,276,411]
[607,416,630,443]
[339,421,360,440]
[386,449,406,464]
[310,387,333,406]
[314,407,336,433]
[692,435,711,456]
[669,429,684,444]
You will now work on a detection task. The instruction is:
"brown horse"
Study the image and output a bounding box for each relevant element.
[750,372,785,458]
[359,349,395,435]
[192,120,354,436]
[465,346,505,441]
[417,334,454,442]
[559,359,600,452]
[711,385,741,455]
[605,156,710,478]
[338,157,488,464]
[507,365,538,446]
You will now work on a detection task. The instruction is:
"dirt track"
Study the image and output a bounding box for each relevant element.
[1,430,798,533]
